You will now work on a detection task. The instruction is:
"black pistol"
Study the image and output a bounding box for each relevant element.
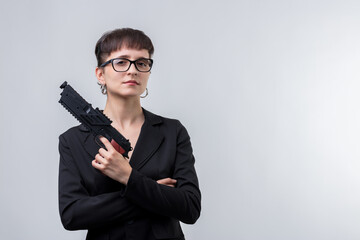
[59,81,132,158]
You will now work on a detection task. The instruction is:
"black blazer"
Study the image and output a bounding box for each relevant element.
[58,109,201,239]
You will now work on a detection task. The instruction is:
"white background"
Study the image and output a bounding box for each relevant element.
[1,0,360,239]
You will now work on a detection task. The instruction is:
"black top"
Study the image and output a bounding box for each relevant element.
[58,109,201,239]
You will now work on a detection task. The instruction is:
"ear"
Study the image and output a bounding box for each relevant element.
[95,67,106,85]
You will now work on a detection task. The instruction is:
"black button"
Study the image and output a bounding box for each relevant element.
[127,220,134,225]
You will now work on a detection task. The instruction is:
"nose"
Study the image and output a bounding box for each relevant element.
[127,62,138,74]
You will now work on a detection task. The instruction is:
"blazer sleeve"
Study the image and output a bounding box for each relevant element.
[58,134,145,230]
[121,120,201,224]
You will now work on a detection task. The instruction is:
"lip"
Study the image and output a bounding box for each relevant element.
[123,80,139,85]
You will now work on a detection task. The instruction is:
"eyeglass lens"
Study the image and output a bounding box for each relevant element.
[112,58,152,72]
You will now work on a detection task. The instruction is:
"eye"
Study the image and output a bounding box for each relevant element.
[113,59,128,66]
[137,61,146,67]
[136,59,150,67]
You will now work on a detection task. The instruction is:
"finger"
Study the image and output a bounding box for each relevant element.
[157,178,177,185]
[158,182,176,187]
[99,136,114,151]
[157,179,165,184]
[98,147,109,158]
[157,178,169,184]
[163,178,177,183]
[92,159,103,170]
[95,153,105,164]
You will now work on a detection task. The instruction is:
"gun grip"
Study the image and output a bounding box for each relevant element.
[110,139,126,155]
[95,135,128,158]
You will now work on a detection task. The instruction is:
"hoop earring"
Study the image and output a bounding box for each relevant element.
[140,88,148,98]
[100,84,107,95]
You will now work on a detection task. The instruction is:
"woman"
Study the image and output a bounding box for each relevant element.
[58,28,201,240]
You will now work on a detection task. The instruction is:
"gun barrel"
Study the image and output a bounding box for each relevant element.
[59,81,132,158]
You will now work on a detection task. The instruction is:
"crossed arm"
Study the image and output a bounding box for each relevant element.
[58,124,201,230]
[92,137,176,187]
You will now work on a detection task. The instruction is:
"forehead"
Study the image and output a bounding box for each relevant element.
[108,48,150,60]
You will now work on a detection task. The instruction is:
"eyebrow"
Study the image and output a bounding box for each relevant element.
[115,55,149,59]
[116,55,131,58]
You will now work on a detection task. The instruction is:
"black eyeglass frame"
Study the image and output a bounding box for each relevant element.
[100,58,154,72]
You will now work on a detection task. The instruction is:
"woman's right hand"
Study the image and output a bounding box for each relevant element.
[157,178,177,188]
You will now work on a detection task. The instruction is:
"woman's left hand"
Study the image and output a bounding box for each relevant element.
[92,136,132,185]
[157,178,177,187]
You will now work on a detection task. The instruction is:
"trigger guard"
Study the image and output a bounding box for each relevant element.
[95,135,107,149]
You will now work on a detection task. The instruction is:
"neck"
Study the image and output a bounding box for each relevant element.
[103,94,144,129]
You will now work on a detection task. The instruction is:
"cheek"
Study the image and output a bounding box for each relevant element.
[141,74,150,85]
[105,72,126,83]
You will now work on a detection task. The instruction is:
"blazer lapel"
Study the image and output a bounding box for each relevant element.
[80,124,100,158]
[130,109,164,170]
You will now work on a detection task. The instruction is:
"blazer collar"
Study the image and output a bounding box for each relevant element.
[82,108,164,170]
[130,109,164,169]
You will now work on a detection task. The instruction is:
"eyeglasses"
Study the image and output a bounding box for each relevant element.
[100,58,153,72]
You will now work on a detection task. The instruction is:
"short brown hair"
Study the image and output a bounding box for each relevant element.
[95,28,154,67]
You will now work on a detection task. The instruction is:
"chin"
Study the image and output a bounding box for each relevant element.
[109,90,140,99]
